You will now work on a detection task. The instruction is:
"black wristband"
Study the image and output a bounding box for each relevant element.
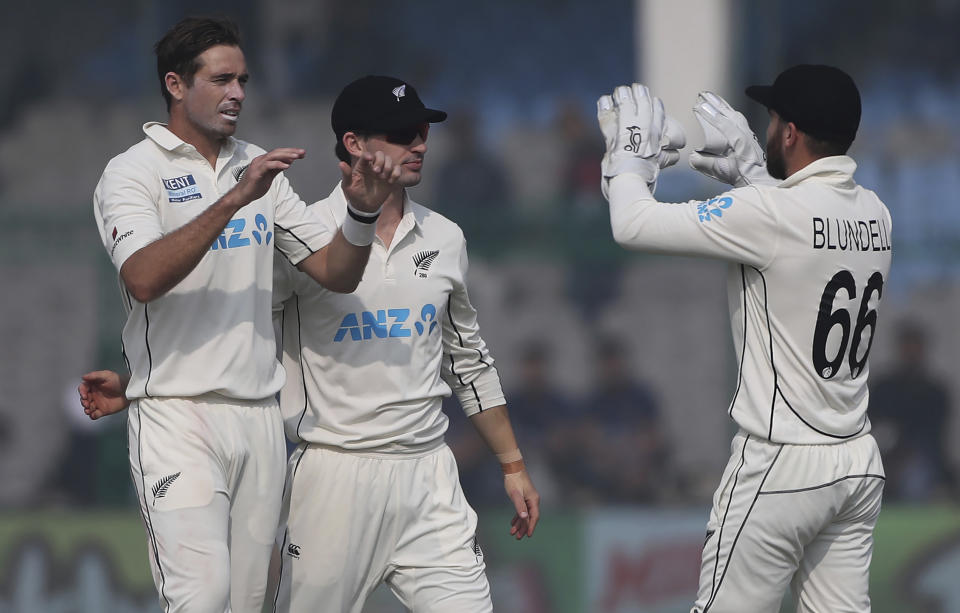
[347,205,379,224]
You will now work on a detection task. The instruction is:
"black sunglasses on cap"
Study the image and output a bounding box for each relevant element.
[383,122,430,145]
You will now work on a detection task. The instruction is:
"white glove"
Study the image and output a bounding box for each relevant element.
[689,91,776,187]
[597,83,685,197]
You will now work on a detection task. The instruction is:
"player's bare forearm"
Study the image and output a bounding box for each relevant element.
[120,190,248,302]
[297,231,371,293]
[468,405,521,456]
[469,405,541,538]
[120,148,305,303]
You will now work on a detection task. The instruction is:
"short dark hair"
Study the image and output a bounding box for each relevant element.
[154,16,242,110]
[335,139,351,164]
[803,132,852,157]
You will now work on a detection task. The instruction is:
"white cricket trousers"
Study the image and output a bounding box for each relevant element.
[128,395,286,613]
[271,442,492,613]
[692,431,885,613]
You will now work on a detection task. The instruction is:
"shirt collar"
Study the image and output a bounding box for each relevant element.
[142,122,238,159]
[778,155,858,189]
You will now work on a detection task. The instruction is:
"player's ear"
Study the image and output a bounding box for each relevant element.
[783,121,800,148]
[165,72,186,103]
[343,132,365,158]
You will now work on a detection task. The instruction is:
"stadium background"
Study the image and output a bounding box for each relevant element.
[2,0,959,611]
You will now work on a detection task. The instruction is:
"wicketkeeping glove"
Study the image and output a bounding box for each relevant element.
[689,91,777,187]
[597,83,685,198]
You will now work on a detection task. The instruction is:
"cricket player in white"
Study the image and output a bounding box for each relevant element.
[270,76,541,613]
[84,17,400,613]
[596,65,890,612]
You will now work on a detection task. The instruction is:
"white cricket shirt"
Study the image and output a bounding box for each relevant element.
[93,123,334,401]
[608,156,892,445]
[274,185,505,454]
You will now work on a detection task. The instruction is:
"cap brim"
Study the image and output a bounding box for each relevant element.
[424,108,447,123]
[745,85,775,108]
[375,108,447,132]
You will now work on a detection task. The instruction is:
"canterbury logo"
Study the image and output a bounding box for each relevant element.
[412,250,439,275]
[232,164,250,182]
[151,472,181,500]
[392,85,406,101]
[624,126,643,153]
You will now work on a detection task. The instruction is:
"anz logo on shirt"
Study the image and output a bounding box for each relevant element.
[334,304,439,342]
[697,196,734,223]
[210,214,273,250]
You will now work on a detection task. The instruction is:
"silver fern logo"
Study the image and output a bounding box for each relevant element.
[392,85,406,101]
[232,164,250,182]
[412,250,439,278]
[472,535,483,563]
[151,472,181,503]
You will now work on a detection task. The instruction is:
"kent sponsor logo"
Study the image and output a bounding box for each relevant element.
[334,303,439,342]
[163,174,202,203]
[210,213,272,250]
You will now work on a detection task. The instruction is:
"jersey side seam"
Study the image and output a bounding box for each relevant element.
[143,303,154,398]
[445,295,484,410]
[774,386,867,439]
[275,223,316,255]
[291,296,311,440]
[752,267,776,441]
[727,265,748,419]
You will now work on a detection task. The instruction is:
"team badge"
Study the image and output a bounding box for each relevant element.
[232,164,250,182]
[392,85,406,101]
[413,250,439,277]
[151,472,181,503]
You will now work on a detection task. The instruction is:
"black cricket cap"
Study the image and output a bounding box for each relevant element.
[746,64,861,145]
[331,75,447,138]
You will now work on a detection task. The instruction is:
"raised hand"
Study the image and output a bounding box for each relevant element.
[78,370,131,420]
[689,92,775,187]
[338,151,402,214]
[597,83,685,196]
[658,115,687,170]
[234,148,306,204]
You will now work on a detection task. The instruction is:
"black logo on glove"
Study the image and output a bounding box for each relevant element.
[624,126,644,153]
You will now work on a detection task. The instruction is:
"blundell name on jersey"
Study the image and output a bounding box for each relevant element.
[812,216,891,252]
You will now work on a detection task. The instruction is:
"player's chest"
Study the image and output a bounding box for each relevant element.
[302,240,456,343]
[154,162,264,227]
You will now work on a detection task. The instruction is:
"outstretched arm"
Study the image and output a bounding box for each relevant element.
[296,151,402,293]
[116,148,307,302]
[78,370,131,420]
[469,405,541,540]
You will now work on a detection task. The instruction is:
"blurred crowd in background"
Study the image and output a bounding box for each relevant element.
[1,0,959,514]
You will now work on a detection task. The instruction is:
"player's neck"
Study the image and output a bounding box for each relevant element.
[375,189,406,248]
[166,114,226,168]
[784,146,825,179]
